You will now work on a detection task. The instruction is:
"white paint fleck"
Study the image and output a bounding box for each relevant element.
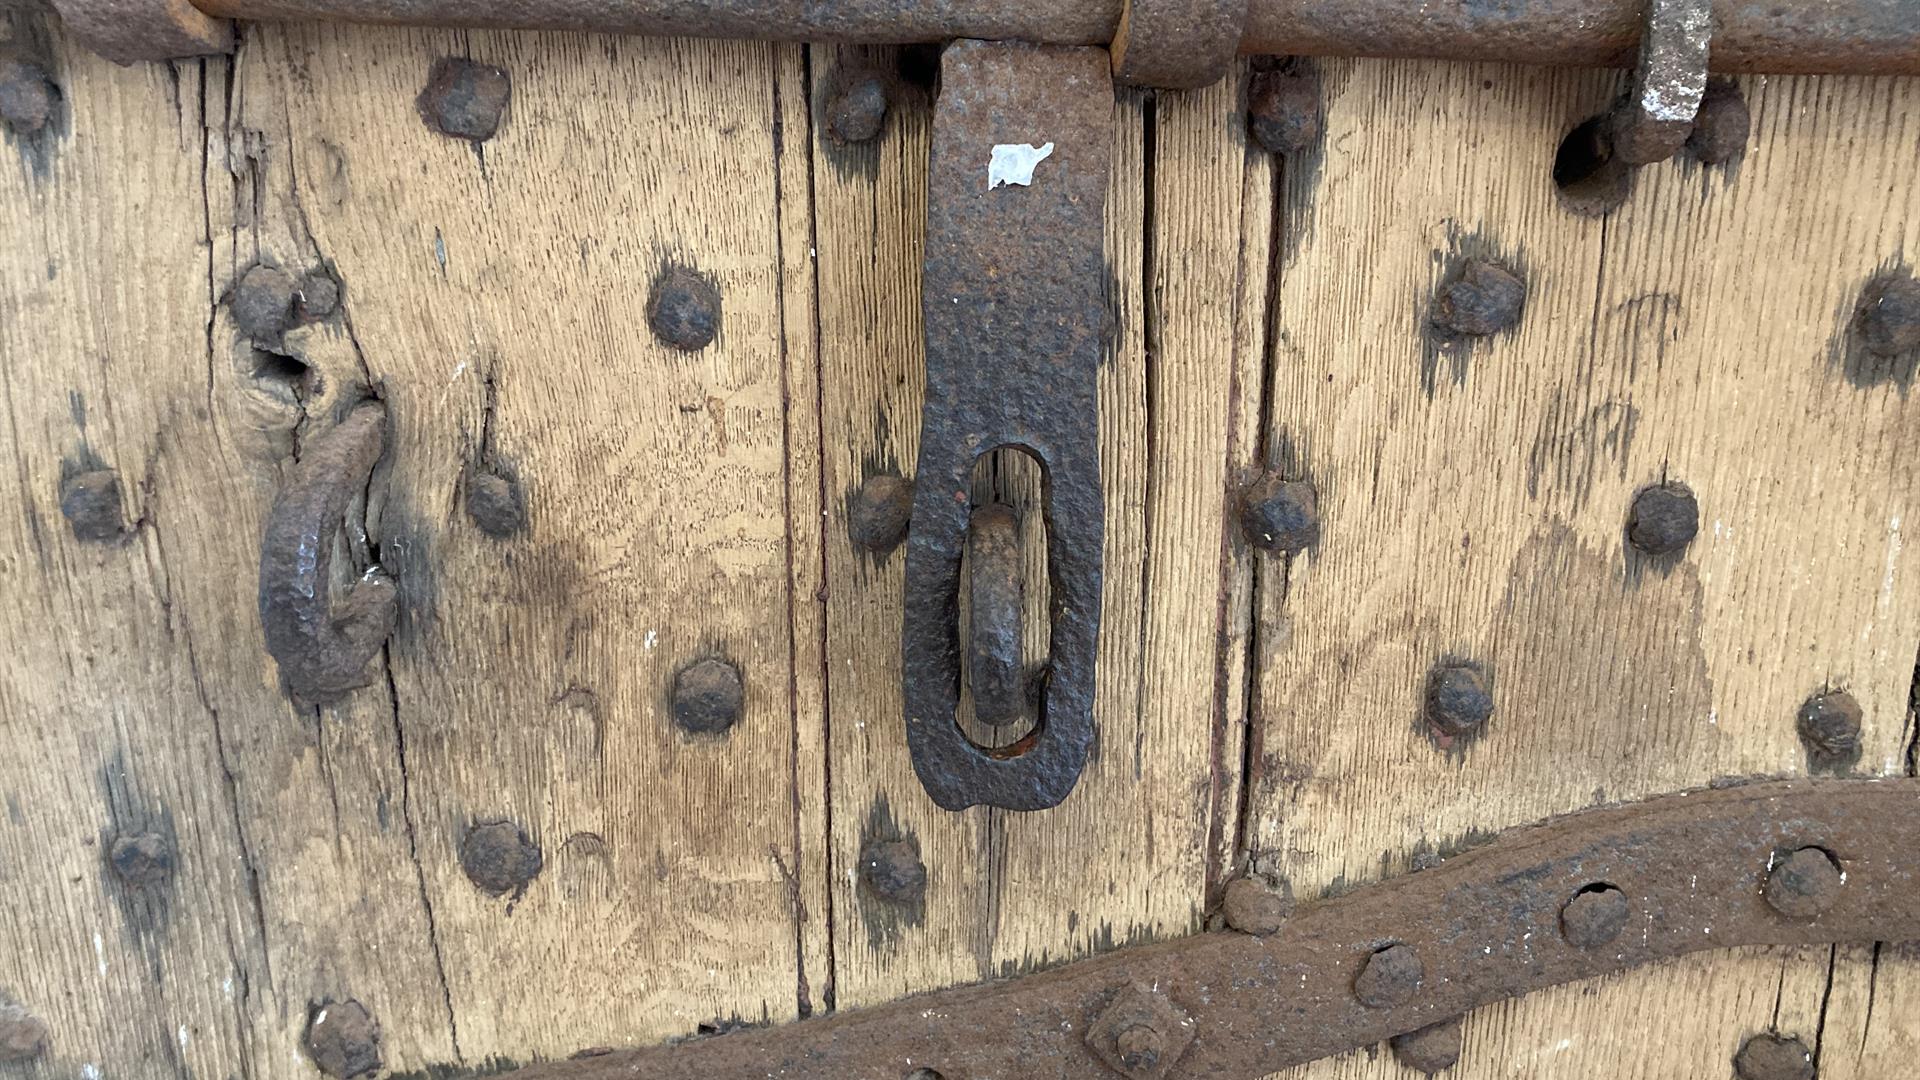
[450,359,467,382]
[643,630,658,650]
[987,142,1055,189]
[222,976,234,999]
[178,1025,191,1051]
[82,1066,103,1080]
[93,932,106,977]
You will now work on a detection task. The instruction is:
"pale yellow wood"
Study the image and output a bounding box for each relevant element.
[2,13,829,1077]
[1252,59,1920,1080]
[3,12,1917,1080]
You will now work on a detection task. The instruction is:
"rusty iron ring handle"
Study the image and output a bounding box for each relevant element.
[966,503,1028,727]
[492,777,1920,1080]
[258,402,397,702]
[901,42,1112,812]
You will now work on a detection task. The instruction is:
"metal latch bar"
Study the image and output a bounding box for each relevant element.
[902,40,1111,812]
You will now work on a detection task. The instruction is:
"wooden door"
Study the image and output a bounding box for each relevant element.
[2,8,1915,1077]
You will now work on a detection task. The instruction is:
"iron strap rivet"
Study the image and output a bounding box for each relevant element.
[1353,943,1424,1008]
[1763,847,1845,919]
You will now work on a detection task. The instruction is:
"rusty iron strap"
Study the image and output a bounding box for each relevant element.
[257,401,397,702]
[485,778,1920,1079]
[58,0,1920,76]
[902,39,1113,807]
[901,40,1110,812]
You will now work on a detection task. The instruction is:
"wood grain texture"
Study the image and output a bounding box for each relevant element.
[2,13,1917,1079]
[1250,59,1920,1079]
[2,13,827,1077]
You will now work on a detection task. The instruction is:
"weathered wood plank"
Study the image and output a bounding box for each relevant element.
[3,15,829,1076]
[1250,58,1920,1079]
[228,21,827,1065]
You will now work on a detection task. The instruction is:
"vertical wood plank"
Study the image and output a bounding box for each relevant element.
[1251,59,1920,1080]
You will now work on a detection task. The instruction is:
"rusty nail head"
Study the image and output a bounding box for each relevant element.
[1390,1016,1464,1076]
[1247,61,1320,156]
[232,264,299,343]
[109,832,174,887]
[419,56,511,141]
[1559,884,1630,948]
[306,1000,381,1079]
[1627,482,1698,556]
[0,1003,49,1063]
[1797,689,1862,761]
[849,473,913,553]
[467,469,528,538]
[1733,1033,1814,1080]
[1353,943,1423,1008]
[1857,275,1920,358]
[1424,662,1492,738]
[1765,847,1843,919]
[1220,875,1294,936]
[1686,80,1750,165]
[0,58,58,135]
[460,820,543,898]
[296,269,342,322]
[1433,259,1526,337]
[671,657,743,735]
[648,266,722,352]
[60,468,125,542]
[1241,473,1320,554]
[827,75,888,143]
[1086,984,1192,1080]
[858,838,926,904]
[1116,1025,1163,1072]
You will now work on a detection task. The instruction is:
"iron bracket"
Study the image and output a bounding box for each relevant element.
[488,777,1920,1079]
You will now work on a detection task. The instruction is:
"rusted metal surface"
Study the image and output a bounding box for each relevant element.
[60,0,1918,75]
[257,402,397,703]
[965,502,1025,727]
[1240,0,1920,74]
[901,40,1110,812]
[49,0,229,63]
[1110,0,1247,88]
[492,778,1920,1080]
[1612,0,1711,164]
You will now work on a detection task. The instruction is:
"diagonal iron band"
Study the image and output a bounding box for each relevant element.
[257,401,398,702]
[48,0,1920,77]
[901,40,1111,812]
[492,778,1919,1079]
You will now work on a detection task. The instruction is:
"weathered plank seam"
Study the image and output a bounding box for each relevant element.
[795,44,839,1018]
[770,41,821,1022]
[380,646,464,1060]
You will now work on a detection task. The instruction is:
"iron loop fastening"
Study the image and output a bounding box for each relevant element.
[965,502,1027,728]
[258,401,398,702]
[902,40,1112,811]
